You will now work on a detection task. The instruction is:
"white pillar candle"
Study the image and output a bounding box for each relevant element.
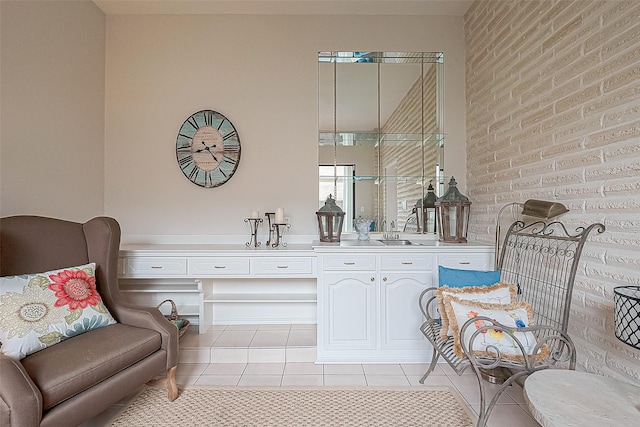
[250,210,260,219]
[275,207,285,223]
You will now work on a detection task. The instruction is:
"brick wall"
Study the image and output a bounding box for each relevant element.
[464,0,640,383]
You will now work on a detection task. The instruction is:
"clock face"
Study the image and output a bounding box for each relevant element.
[176,110,241,188]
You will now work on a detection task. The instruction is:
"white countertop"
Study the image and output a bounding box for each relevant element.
[120,240,493,254]
[312,238,493,251]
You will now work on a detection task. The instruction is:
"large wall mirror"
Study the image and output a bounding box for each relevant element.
[318,51,444,234]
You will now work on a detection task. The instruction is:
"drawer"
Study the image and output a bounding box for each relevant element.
[252,257,314,275]
[438,254,492,271]
[322,254,376,271]
[380,254,433,271]
[189,257,250,276]
[125,257,187,277]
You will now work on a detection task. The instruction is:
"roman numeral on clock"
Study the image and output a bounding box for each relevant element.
[188,166,199,181]
[222,155,237,165]
[223,130,237,141]
[178,155,194,167]
[178,132,194,141]
[187,116,199,130]
[204,110,214,126]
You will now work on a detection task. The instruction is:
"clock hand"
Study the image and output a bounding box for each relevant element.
[195,141,209,153]
[204,146,219,162]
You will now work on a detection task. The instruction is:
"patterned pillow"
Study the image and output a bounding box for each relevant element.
[442,295,550,362]
[436,282,517,340]
[0,263,117,359]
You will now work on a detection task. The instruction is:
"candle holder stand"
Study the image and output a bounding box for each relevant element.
[264,212,275,246]
[270,223,291,248]
[244,218,263,248]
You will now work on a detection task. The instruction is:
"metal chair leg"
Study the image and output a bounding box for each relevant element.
[419,347,440,384]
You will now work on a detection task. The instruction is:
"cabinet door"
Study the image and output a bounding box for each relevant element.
[380,271,431,350]
[323,272,377,350]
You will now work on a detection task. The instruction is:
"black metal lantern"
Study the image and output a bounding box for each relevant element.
[435,177,471,243]
[316,194,345,242]
[415,182,438,234]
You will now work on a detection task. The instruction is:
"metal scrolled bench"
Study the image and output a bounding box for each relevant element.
[418,220,605,427]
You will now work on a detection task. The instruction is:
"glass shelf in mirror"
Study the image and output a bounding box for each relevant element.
[320,174,444,183]
[319,132,445,147]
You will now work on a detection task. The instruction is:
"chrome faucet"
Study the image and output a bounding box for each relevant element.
[389,221,399,240]
[382,220,400,240]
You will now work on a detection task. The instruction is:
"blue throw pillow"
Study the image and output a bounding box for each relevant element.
[438,265,501,288]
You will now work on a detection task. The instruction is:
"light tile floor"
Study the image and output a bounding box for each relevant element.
[82,324,540,427]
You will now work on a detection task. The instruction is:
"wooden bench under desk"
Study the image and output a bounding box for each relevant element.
[118,244,317,333]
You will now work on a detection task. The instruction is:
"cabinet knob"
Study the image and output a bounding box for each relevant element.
[383,277,387,282]
[370,277,375,282]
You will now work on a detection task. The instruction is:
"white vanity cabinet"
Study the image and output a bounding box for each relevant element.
[315,243,493,364]
[316,251,433,363]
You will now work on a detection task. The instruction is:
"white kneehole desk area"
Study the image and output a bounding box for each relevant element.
[118,239,493,364]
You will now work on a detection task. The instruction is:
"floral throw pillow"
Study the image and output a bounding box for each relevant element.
[0,263,117,359]
[436,282,517,340]
[443,295,550,362]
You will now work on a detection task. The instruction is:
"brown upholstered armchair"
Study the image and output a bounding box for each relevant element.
[0,215,178,427]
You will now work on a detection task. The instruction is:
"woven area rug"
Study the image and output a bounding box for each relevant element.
[110,386,474,426]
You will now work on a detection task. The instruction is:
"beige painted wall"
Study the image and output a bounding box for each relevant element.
[104,14,467,240]
[465,0,640,384]
[0,0,105,221]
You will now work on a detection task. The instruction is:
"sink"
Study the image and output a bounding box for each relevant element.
[378,239,415,246]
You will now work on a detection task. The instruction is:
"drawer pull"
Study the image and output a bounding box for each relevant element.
[277,265,289,269]
[214,266,226,269]
[344,262,356,265]
[458,261,471,265]
[370,277,375,282]
[401,262,413,265]
[151,266,163,269]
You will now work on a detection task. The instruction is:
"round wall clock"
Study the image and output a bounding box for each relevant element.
[175,110,241,188]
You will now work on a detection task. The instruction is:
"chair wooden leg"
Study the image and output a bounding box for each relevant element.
[166,366,178,401]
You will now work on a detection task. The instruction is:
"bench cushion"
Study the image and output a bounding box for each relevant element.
[21,323,161,410]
